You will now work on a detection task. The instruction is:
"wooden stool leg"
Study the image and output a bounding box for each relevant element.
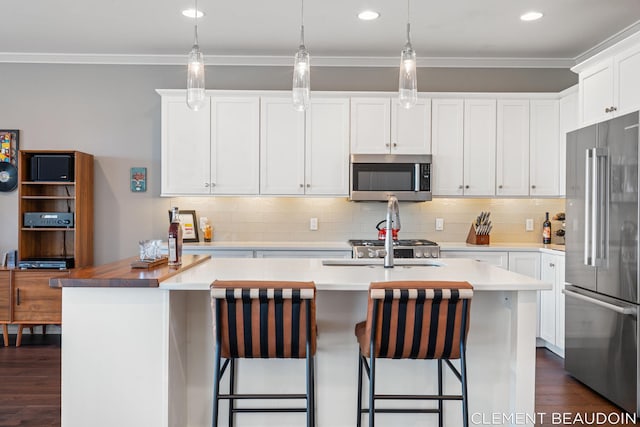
[16,325,24,347]
[2,324,8,347]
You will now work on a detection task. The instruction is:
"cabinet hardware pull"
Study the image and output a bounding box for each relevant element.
[299,184,304,188]
[16,288,20,306]
[204,183,210,187]
[498,185,503,189]
[306,184,310,188]
[465,185,470,189]
[612,106,617,112]
[458,185,463,189]
[385,143,390,147]
[549,263,555,267]
[211,183,216,187]
[605,107,611,113]
[531,185,536,189]
[393,143,397,147]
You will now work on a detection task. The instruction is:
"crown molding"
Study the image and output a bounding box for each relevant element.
[0,52,574,68]
[573,20,640,68]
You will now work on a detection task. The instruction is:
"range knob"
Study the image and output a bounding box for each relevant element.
[367,249,376,258]
[414,250,423,258]
[357,251,365,258]
[431,251,439,258]
[376,249,387,258]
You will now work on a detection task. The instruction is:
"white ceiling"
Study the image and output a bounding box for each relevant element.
[2,0,640,67]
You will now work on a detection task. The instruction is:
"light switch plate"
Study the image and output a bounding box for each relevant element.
[309,217,318,231]
[526,218,534,231]
[435,218,444,231]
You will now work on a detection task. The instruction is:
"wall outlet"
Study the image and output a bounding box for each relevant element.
[309,217,318,231]
[525,218,534,232]
[435,218,444,231]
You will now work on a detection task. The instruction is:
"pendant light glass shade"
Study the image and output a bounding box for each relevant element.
[186,0,206,111]
[292,0,310,111]
[399,0,417,109]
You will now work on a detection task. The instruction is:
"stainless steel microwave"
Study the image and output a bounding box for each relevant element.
[350,154,432,201]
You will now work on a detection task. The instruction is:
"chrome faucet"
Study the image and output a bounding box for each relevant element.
[384,195,401,268]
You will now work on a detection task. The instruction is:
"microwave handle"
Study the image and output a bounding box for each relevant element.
[414,164,420,192]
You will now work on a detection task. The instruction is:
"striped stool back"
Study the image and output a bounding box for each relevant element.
[211,280,317,359]
[357,281,473,359]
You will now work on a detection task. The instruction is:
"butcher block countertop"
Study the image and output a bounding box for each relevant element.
[50,254,210,288]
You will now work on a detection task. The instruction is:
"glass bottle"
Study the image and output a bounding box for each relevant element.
[168,207,183,266]
[542,212,552,244]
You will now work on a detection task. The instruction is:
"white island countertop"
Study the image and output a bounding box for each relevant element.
[161,257,551,291]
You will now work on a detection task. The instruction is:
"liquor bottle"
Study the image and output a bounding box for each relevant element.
[168,207,183,266]
[542,212,552,244]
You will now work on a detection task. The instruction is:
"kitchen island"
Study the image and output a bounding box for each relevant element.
[54,256,550,427]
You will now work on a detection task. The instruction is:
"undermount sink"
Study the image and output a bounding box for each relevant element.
[322,259,444,267]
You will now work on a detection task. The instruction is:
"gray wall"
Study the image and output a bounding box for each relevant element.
[0,63,577,264]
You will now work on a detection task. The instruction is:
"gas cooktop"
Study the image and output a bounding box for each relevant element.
[348,239,441,259]
[348,239,439,247]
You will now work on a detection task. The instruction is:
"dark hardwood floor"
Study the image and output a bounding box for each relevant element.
[0,337,630,426]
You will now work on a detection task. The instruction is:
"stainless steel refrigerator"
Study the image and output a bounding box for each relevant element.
[565,111,639,414]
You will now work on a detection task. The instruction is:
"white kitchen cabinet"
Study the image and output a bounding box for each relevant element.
[261,96,350,196]
[463,99,496,196]
[390,99,431,154]
[260,97,306,195]
[577,43,640,126]
[160,95,211,196]
[431,99,464,196]
[350,97,431,154]
[529,100,560,196]
[539,251,565,356]
[496,100,530,196]
[160,93,260,196]
[440,250,508,269]
[210,96,260,195]
[559,86,579,197]
[508,251,540,279]
[305,98,350,195]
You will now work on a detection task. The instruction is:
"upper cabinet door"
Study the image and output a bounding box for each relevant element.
[260,97,306,195]
[431,99,464,196]
[614,44,640,117]
[161,95,211,196]
[350,98,391,154]
[559,88,579,197]
[210,96,260,195]
[391,98,431,154]
[579,60,614,126]
[305,98,350,196]
[530,100,560,196]
[463,99,496,196]
[496,99,530,196]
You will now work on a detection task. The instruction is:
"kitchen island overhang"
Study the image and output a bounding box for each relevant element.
[56,257,550,427]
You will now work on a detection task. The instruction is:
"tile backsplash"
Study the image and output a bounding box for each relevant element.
[165,197,566,244]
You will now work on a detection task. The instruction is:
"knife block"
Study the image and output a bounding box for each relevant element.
[466,223,490,245]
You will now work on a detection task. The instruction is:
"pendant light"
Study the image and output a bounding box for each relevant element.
[398,0,417,109]
[292,0,310,112]
[186,0,206,111]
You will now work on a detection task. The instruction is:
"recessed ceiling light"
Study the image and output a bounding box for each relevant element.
[520,11,543,21]
[358,10,380,21]
[182,8,205,19]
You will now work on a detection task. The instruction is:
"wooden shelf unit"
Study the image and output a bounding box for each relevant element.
[17,151,94,268]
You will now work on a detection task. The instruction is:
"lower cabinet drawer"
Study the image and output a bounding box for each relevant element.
[12,270,68,323]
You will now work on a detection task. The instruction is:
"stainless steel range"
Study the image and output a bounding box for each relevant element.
[348,239,440,259]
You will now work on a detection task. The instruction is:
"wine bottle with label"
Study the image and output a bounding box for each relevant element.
[542,212,552,244]
[168,207,183,266]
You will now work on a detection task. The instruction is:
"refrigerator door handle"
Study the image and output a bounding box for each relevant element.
[585,148,596,266]
[563,288,636,316]
[594,147,609,267]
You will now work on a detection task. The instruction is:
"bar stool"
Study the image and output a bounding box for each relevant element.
[354,280,473,427]
[210,280,317,427]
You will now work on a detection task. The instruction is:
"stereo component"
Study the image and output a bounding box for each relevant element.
[18,257,75,270]
[30,154,74,182]
[24,212,74,228]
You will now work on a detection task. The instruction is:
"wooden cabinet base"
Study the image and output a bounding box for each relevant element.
[2,324,7,347]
